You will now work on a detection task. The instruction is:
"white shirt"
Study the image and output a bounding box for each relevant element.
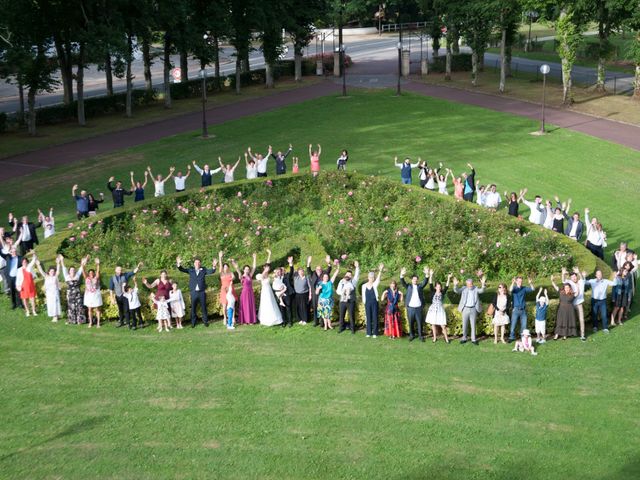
[43,219,55,239]
[174,176,187,191]
[246,165,257,179]
[226,288,236,309]
[484,191,501,208]
[569,221,579,238]
[568,279,585,305]
[21,224,31,242]
[124,287,141,309]
[0,255,6,270]
[585,212,605,246]
[408,285,421,308]
[523,199,545,225]
[476,192,486,207]
[224,169,235,183]
[272,275,285,293]
[154,180,165,197]
[257,157,269,174]
[194,268,201,291]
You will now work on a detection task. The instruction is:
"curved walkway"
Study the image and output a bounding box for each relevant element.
[2,64,640,182]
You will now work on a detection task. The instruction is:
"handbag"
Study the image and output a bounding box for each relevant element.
[486,303,495,317]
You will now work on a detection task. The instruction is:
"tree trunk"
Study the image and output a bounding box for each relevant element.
[452,28,460,55]
[142,35,153,92]
[213,35,221,88]
[505,43,512,77]
[294,46,303,82]
[126,34,133,118]
[265,62,274,88]
[77,42,86,126]
[242,54,250,73]
[17,78,25,125]
[27,87,37,136]
[105,52,113,96]
[596,56,606,91]
[180,49,189,82]
[471,50,478,86]
[432,34,440,57]
[499,27,506,93]
[561,57,573,105]
[54,35,74,104]
[634,64,640,99]
[595,23,607,92]
[445,42,452,81]
[163,34,172,109]
[235,57,241,94]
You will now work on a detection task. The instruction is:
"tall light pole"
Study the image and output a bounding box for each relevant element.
[201,33,209,139]
[342,45,347,96]
[539,64,550,134]
[396,19,403,96]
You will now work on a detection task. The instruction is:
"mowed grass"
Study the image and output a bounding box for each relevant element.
[1,89,638,255]
[0,89,639,479]
[1,296,639,480]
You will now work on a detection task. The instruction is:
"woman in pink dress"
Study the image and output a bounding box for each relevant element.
[232,251,266,325]
[452,173,464,200]
[308,143,322,177]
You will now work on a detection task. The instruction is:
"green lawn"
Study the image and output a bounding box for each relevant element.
[1,89,639,479]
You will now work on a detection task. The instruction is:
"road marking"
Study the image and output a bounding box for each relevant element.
[0,160,50,170]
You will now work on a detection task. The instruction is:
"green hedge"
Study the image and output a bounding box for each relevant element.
[430,53,473,73]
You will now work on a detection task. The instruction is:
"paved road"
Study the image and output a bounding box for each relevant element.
[1,34,632,113]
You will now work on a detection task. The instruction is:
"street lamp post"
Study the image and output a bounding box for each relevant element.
[201,33,209,139]
[539,64,550,134]
[397,24,403,96]
[342,45,347,96]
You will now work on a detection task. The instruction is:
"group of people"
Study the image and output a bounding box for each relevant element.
[2,233,636,353]
[394,159,611,261]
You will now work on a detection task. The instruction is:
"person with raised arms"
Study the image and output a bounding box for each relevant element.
[315,264,341,331]
[192,160,221,187]
[232,252,258,325]
[218,156,241,183]
[425,269,452,343]
[110,261,143,328]
[562,267,586,341]
[309,144,322,177]
[288,256,312,325]
[247,146,271,178]
[83,258,103,328]
[381,280,403,338]
[176,255,217,328]
[271,144,293,175]
[307,255,333,326]
[16,251,39,317]
[60,255,88,325]
[585,269,617,334]
[584,208,607,259]
[130,170,149,202]
[462,163,476,202]
[35,256,62,323]
[399,265,429,342]
[38,208,55,239]
[508,275,535,343]
[173,165,191,193]
[336,260,360,334]
[72,185,90,219]
[361,264,384,338]
[147,165,175,198]
[107,176,133,208]
[550,275,577,340]
[394,156,419,185]
[505,190,526,217]
[521,191,546,226]
[453,271,486,345]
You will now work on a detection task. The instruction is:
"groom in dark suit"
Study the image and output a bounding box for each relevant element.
[177,256,217,327]
[400,266,429,342]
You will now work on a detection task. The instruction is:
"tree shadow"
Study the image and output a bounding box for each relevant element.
[0,415,109,463]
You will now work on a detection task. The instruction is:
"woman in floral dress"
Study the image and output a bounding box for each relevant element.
[61,256,87,324]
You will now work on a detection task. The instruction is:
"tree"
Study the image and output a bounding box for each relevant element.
[555,7,585,104]
[287,0,327,82]
[626,3,640,98]
[259,0,290,88]
[497,0,522,93]
[458,0,499,87]
[228,0,260,94]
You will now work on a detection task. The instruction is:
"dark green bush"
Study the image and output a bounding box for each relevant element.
[0,112,7,133]
[430,53,473,73]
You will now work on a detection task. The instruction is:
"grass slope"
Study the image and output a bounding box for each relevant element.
[1,89,638,256]
[0,297,639,479]
[0,89,639,479]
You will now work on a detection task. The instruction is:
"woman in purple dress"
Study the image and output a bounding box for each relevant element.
[232,252,259,325]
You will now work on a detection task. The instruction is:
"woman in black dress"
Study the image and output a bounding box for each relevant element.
[551,275,577,340]
[60,255,87,324]
[506,189,525,217]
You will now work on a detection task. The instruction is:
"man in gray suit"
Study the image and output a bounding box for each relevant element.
[453,274,486,345]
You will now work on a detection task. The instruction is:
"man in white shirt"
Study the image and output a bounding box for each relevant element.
[563,267,586,341]
[522,194,546,225]
[399,266,429,341]
[484,184,502,209]
[248,146,272,177]
[173,165,191,192]
[336,261,360,333]
[38,208,55,239]
[585,269,617,333]
[584,208,606,259]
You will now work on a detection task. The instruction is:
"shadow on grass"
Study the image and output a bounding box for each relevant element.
[0,415,109,462]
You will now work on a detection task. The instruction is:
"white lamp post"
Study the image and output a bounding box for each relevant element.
[539,64,550,134]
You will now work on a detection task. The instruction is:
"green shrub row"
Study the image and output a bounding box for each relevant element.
[430,53,473,73]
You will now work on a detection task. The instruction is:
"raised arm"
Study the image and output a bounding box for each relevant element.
[308,144,312,158]
[394,156,401,168]
[317,144,322,157]
[142,171,149,188]
[232,157,241,171]
[192,161,204,175]
[130,171,136,190]
[330,265,340,283]
[184,165,192,179]
[265,248,272,265]
[550,275,559,292]
[375,264,383,285]
[72,184,78,198]
[218,157,225,170]
[146,165,154,179]
[251,252,257,277]
[247,147,258,162]
[163,167,175,182]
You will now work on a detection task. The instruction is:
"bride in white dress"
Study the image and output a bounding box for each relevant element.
[256,264,283,326]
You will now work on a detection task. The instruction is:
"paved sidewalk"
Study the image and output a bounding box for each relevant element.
[0,81,341,181]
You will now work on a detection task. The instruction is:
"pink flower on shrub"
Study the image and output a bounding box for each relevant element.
[341,254,347,260]
[339,219,345,224]
[97,220,103,224]
[93,245,100,251]
[262,201,268,207]
[152,209,158,215]
[80,230,88,238]
[495,242,502,248]
[237,191,242,197]
[334,259,340,265]
[384,216,389,222]
[415,256,421,263]
[69,237,76,242]
[215,206,222,212]
[348,217,353,221]
[67,223,74,229]
[255,231,261,236]
[142,209,148,214]
[459,269,464,274]
[402,227,409,233]
[242,200,248,206]
[347,191,353,197]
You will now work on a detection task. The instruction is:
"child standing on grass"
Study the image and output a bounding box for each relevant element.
[151,293,171,332]
[169,282,185,329]
[292,157,299,174]
[512,329,537,355]
[123,278,143,330]
[535,288,549,344]
[225,284,236,330]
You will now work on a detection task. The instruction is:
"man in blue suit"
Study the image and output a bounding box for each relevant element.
[399,266,429,342]
[177,256,217,328]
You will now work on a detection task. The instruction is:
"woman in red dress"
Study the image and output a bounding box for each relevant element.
[381,281,403,338]
[144,270,172,325]
[16,254,38,316]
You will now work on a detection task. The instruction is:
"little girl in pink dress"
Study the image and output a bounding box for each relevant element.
[512,329,538,356]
